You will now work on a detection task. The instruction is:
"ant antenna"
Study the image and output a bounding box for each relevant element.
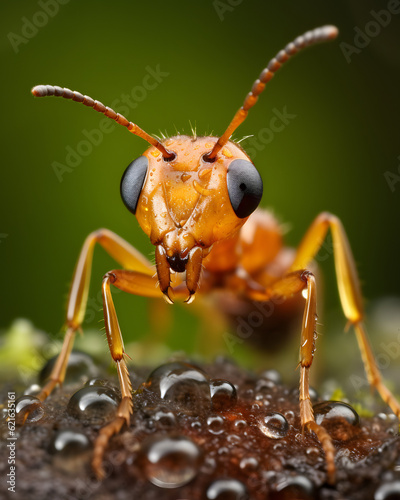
[31,85,174,160]
[205,25,338,161]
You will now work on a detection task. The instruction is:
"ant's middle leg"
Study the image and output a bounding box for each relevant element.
[289,212,400,418]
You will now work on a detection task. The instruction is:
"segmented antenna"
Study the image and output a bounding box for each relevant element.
[206,25,339,161]
[31,85,174,159]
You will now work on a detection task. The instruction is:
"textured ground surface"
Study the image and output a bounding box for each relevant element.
[1,353,400,500]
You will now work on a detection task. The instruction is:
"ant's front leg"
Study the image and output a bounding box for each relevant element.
[36,228,160,402]
[244,269,336,482]
[92,269,188,478]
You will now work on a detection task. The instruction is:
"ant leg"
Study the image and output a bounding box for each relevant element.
[246,269,335,482]
[289,212,400,418]
[36,228,158,402]
[92,269,172,478]
[36,327,76,401]
[297,271,335,483]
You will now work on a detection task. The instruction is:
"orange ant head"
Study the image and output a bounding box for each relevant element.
[32,26,338,302]
[121,135,263,296]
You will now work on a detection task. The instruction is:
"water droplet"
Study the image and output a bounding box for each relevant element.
[0,408,8,423]
[147,361,211,411]
[284,410,295,424]
[84,378,118,390]
[207,415,225,435]
[49,428,92,473]
[39,351,98,386]
[67,386,119,425]
[227,434,241,445]
[49,429,90,456]
[313,401,359,427]
[372,423,381,433]
[15,396,45,424]
[23,384,41,396]
[201,456,217,474]
[240,456,259,471]
[218,447,229,455]
[205,478,249,499]
[273,442,284,452]
[153,410,176,427]
[141,434,202,488]
[210,379,237,411]
[264,470,278,485]
[306,446,320,457]
[291,386,318,402]
[243,388,254,400]
[374,481,400,500]
[260,369,281,384]
[259,412,289,439]
[255,378,275,395]
[234,419,247,430]
[271,475,315,499]
[309,386,318,401]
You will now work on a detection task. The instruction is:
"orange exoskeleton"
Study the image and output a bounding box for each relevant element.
[30,25,400,482]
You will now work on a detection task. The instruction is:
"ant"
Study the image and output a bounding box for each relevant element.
[30,25,400,482]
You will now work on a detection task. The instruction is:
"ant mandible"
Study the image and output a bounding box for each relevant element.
[30,25,400,482]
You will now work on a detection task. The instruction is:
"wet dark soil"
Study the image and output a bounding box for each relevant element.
[1,353,399,500]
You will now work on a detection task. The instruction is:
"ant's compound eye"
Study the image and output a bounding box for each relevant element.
[120,156,148,214]
[227,159,263,218]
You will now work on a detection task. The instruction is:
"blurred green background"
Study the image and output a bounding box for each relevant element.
[1,1,400,377]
